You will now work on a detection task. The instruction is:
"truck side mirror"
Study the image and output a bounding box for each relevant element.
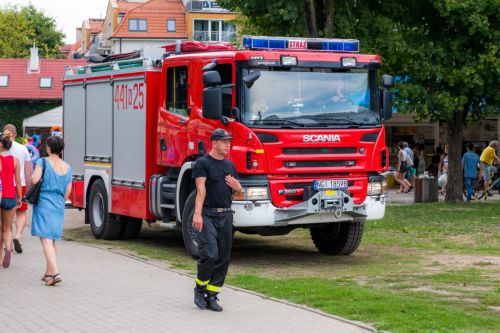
[382,90,393,121]
[242,69,261,88]
[202,60,217,72]
[203,86,223,119]
[203,71,221,87]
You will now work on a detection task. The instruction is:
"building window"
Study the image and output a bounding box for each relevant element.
[40,77,52,88]
[108,22,112,35]
[118,13,125,24]
[167,19,176,32]
[193,19,236,42]
[129,18,147,32]
[0,75,8,87]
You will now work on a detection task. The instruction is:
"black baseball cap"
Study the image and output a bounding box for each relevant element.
[211,128,234,141]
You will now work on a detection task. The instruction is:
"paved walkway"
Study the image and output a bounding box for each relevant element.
[1,224,374,333]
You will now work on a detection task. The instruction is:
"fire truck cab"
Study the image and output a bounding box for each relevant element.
[63,36,393,258]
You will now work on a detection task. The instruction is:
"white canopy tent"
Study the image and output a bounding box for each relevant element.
[22,106,62,135]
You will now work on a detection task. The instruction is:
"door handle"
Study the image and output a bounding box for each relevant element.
[179,119,187,124]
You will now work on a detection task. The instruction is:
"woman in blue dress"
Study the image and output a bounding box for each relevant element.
[31,136,72,286]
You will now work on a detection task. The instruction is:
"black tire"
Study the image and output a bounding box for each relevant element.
[182,190,200,259]
[120,217,143,239]
[310,220,364,255]
[88,179,123,240]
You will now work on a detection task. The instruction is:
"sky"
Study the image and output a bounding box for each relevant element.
[2,0,108,44]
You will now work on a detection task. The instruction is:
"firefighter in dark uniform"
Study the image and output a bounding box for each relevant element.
[192,128,242,311]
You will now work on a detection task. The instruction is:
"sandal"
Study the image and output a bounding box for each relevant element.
[41,274,51,282]
[45,273,63,286]
[2,249,11,268]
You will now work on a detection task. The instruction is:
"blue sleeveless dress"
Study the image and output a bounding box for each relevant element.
[31,159,72,240]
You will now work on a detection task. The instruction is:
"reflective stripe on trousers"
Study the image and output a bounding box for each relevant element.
[196,211,233,293]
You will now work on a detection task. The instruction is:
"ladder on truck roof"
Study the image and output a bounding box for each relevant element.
[66,41,237,76]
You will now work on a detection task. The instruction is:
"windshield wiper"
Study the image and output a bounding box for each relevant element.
[316,118,361,126]
[253,119,305,127]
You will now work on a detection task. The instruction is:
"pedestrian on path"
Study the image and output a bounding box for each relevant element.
[479,140,500,198]
[4,124,32,254]
[395,141,412,193]
[0,132,22,268]
[462,143,480,202]
[30,136,72,286]
[192,128,242,311]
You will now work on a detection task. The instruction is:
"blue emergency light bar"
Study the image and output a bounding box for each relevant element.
[242,35,359,53]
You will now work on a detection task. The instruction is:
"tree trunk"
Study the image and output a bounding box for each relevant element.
[445,110,465,203]
[324,0,335,37]
[304,0,318,37]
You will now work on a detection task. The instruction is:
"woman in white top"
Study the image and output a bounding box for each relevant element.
[395,141,412,193]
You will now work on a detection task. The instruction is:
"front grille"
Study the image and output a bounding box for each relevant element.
[283,147,357,154]
[284,160,356,168]
[286,173,350,178]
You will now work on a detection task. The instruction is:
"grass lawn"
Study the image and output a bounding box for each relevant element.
[65,202,500,333]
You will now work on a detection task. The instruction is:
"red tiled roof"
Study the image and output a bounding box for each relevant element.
[89,19,104,33]
[115,0,143,12]
[112,0,187,39]
[0,59,88,100]
[70,41,82,53]
[60,44,73,52]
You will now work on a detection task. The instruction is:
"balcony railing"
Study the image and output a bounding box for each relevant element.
[193,30,237,42]
[186,0,230,12]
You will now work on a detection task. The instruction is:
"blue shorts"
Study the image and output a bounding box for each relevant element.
[482,163,491,182]
[1,197,17,210]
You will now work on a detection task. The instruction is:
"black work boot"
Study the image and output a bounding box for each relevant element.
[205,291,223,312]
[194,285,207,309]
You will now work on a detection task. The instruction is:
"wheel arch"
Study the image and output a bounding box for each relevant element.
[175,161,196,222]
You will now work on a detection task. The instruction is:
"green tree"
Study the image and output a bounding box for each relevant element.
[0,5,65,58]
[218,0,337,37]
[0,7,32,58]
[377,0,500,202]
[21,5,65,58]
[219,0,499,203]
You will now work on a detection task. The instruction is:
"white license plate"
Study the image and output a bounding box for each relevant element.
[313,179,348,190]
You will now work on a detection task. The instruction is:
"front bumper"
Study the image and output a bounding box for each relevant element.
[232,190,386,228]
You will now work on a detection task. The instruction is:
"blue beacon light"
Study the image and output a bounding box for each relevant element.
[242,36,359,53]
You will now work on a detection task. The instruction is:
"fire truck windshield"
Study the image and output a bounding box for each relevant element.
[242,69,380,128]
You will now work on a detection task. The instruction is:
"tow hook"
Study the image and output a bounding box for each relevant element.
[334,208,342,218]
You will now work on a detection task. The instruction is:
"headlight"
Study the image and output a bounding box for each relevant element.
[367,179,388,196]
[234,187,269,200]
[341,57,357,67]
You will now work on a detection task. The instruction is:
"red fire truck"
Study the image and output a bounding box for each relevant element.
[63,36,393,258]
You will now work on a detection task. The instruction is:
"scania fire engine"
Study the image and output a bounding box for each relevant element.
[63,36,394,257]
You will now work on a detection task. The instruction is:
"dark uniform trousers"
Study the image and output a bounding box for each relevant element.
[196,210,233,293]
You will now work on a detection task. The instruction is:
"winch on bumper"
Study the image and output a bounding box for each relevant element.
[232,189,385,228]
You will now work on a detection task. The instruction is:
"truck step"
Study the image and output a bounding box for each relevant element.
[161,203,175,209]
[159,221,179,230]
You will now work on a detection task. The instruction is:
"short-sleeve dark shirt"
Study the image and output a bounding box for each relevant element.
[192,154,237,208]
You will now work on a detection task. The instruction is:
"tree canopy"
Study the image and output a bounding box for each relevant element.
[0,5,65,58]
[219,0,499,202]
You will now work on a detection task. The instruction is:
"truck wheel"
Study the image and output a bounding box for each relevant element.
[310,221,364,255]
[181,191,200,259]
[88,179,123,240]
[120,217,143,239]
